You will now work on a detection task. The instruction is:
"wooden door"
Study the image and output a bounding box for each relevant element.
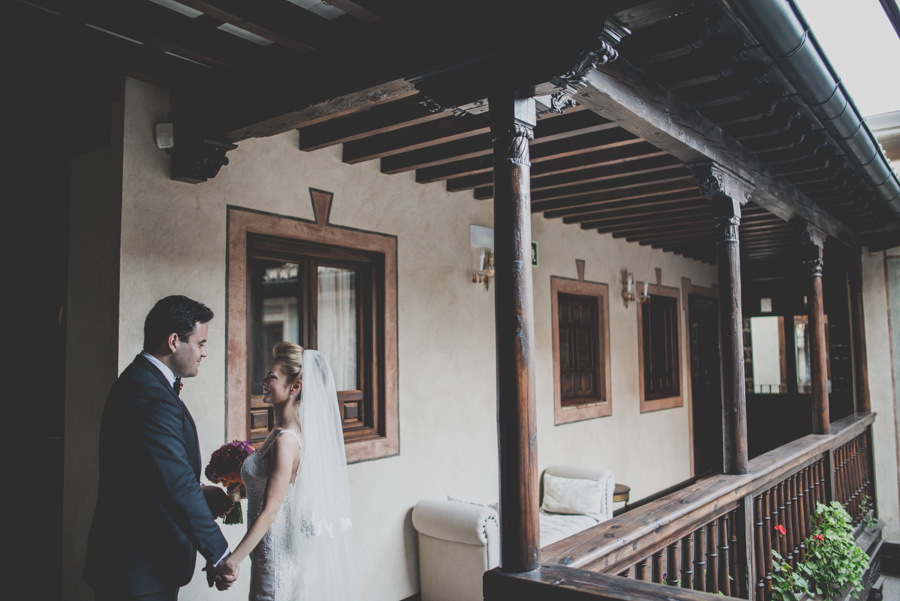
[689,295,723,477]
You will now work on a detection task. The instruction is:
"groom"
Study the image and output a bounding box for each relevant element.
[85,295,238,600]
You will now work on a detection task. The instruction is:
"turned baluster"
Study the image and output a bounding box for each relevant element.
[707,519,719,593]
[694,527,707,592]
[636,557,648,581]
[667,543,680,587]
[652,550,664,584]
[682,533,694,590]
[718,515,731,596]
[798,470,808,561]
[763,491,774,599]
[816,459,826,504]
[729,509,740,592]
[755,497,766,601]
[790,475,801,561]
[836,444,847,509]
[781,480,794,566]
[619,568,630,578]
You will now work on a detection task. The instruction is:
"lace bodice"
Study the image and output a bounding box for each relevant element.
[242,429,305,601]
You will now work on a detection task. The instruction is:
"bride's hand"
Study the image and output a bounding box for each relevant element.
[203,555,240,591]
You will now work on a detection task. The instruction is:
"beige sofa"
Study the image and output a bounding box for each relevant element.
[411,465,615,601]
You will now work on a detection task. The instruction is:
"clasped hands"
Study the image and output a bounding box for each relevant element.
[204,557,239,591]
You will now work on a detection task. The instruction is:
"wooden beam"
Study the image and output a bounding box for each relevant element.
[297,96,445,151]
[226,79,421,141]
[475,166,690,200]
[533,179,698,214]
[574,59,858,247]
[435,142,664,187]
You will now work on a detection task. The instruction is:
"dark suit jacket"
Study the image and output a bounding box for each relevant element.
[84,355,229,595]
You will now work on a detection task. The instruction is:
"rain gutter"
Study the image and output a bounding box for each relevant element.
[727,0,900,216]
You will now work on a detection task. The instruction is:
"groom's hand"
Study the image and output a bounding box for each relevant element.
[201,485,234,518]
[204,560,239,591]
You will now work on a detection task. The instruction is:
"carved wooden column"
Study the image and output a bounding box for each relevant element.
[490,91,540,573]
[800,226,830,434]
[848,256,871,414]
[689,163,749,475]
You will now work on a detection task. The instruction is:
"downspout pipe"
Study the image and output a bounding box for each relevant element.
[728,0,900,216]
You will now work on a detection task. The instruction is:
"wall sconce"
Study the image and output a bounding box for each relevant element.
[470,225,494,291]
[472,248,495,290]
[622,270,651,307]
[621,270,635,307]
[638,281,651,304]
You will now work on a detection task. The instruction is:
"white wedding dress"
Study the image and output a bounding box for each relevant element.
[242,350,361,601]
[243,429,305,601]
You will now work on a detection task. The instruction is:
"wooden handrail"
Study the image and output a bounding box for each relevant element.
[541,413,875,576]
[484,565,742,600]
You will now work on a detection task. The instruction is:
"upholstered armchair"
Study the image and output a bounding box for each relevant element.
[411,465,615,601]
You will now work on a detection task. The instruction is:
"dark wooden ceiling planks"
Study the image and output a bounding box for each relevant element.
[13,0,898,264]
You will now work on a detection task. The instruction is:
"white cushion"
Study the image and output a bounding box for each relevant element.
[540,473,606,520]
[539,512,600,547]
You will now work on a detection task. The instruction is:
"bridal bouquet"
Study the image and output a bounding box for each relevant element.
[205,440,254,525]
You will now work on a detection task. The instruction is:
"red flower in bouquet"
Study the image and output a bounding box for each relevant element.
[205,440,255,524]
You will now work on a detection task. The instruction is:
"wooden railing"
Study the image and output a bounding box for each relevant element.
[485,412,878,601]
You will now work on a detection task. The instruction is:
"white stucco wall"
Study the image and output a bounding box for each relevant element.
[63,77,718,600]
[862,248,900,543]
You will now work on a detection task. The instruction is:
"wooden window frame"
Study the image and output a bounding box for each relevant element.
[227,207,398,463]
[637,283,683,413]
[551,276,611,425]
[247,236,379,442]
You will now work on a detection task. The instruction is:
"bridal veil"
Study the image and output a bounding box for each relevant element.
[293,349,361,600]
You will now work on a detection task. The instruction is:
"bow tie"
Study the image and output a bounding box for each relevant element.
[173,377,183,395]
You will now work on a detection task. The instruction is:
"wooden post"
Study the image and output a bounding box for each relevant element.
[848,256,871,414]
[689,163,749,475]
[490,91,540,573]
[801,227,830,434]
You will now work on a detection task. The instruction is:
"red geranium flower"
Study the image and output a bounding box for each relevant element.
[814,533,824,542]
[774,524,786,536]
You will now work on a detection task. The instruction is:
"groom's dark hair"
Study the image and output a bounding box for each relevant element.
[143,295,214,351]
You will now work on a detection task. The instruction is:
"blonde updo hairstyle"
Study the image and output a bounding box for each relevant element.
[272,341,305,385]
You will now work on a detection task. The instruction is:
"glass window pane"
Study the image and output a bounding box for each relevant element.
[251,260,301,396]
[317,266,358,392]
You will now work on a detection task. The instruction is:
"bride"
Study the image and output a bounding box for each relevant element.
[213,342,360,600]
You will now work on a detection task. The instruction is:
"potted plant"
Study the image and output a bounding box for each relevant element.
[771,501,870,601]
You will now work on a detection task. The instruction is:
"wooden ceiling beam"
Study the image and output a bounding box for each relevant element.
[531,178,698,213]
[343,111,492,163]
[548,190,702,220]
[439,142,665,189]
[297,96,444,151]
[608,215,711,236]
[577,58,858,246]
[575,203,708,229]
[382,123,636,175]
[474,166,689,200]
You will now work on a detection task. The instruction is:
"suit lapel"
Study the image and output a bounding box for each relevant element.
[133,355,202,472]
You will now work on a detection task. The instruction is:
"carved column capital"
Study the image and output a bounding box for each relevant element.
[688,162,751,207]
[551,18,630,91]
[804,257,824,277]
[794,220,826,277]
[490,97,536,167]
